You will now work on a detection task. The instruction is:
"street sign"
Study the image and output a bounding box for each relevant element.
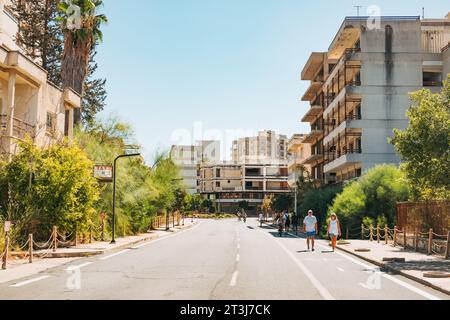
[94,165,113,181]
[4,221,11,232]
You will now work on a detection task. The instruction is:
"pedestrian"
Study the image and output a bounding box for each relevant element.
[277,212,285,237]
[327,212,342,252]
[259,211,264,227]
[292,212,299,235]
[285,213,291,234]
[243,210,247,223]
[303,210,318,252]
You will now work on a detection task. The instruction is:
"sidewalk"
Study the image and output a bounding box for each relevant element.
[0,221,197,285]
[336,239,450,296]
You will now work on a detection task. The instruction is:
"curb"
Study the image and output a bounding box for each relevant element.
[336,245,450,297]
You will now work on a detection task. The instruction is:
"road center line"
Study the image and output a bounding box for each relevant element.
[338,268,345,272]
[236,254,240,262]
[230,271,239,287]
[10,276,50,288]
[99,249,131,261]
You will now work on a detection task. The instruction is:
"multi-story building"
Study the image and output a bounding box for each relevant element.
[300,14,450,184]
[0,1,80,160]
[199,161,290,214]
[232,130,288,164]
[170,140,220,194]
[287,134,311,187]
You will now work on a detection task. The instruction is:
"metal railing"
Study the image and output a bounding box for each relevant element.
[0,114,36,139]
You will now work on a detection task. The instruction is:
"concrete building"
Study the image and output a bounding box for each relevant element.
[0,2,80,160]
[199,161,290,214]
[300,14,450,184]
[232,130,288,165]
[170,140,220,194]
[287,134,311,187]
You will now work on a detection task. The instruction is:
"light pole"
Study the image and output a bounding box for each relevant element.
[111,153,141,244]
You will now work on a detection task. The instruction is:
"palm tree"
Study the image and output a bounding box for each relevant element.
[58,0,107,122]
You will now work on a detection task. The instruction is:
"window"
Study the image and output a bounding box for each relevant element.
[46,112,56,132]
[216,169,221,177]
[216,182,221,188]
[423,72,442,87]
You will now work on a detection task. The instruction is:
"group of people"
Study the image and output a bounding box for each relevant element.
[236,210,247,223]
[276,210,342,252]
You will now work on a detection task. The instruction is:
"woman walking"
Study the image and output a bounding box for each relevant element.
[327,213,342,252]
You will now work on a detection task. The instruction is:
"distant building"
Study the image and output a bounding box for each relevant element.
[170,141,220,194]
[300,14,450,184]
[232,130,288,165]
[199,161,290,214]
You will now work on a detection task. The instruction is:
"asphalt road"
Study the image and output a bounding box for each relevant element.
[0,219,448,300]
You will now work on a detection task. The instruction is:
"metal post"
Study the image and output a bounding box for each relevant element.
[28,234,33,264]
[428,229,433,255]
[111,153,141,244]
[2,231,9,270]
[53,226,57,252]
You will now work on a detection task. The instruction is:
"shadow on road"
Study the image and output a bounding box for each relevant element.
[385,260,450,273]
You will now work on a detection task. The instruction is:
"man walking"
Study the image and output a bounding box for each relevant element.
[303,210,318,252]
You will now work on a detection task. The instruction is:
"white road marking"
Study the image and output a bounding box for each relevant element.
[10,276,50,288]
[338,268,345,272]
[129,222,203,249]
[236,254,240,262]
[237,244,241,249]
[271,236,335,300]
[99,249,131,261]
[65,262,92,271]
[230,271,239,287]
[266,224,442,301]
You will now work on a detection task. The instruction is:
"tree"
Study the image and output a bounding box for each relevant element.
[183,194,202,212]
[391,75,450,200]
[330,165,409,230]
[10,0,63,85]
[81,49,107,127]
[238,200,249,212]
[261,195,272,220]
[58,0,107,123]
[272,194,293,212]
[201,199,214,214]
[0,139,99,241]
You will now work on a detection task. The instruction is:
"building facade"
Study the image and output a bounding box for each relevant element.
[287,134,311,187]
[300,14,450,184]
[232,130,288,164]
[199,162,290,214]
[170,140,221,194]
[0,2,80,160]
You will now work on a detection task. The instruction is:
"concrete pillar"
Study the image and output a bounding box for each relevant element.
[4,71,16,161]
[67,107,74,140]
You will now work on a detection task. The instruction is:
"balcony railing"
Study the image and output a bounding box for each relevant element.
[325,148,362,164]
[0,114,35,139]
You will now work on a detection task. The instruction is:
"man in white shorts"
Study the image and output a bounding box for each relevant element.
[303,210,318,252]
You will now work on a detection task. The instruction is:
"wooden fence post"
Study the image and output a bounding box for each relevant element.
[370,225,374,242]
[385,226,388,245]
[446,231,450,260]
[403,228,407,248]
[428,229,433,256]
[28,234,33,264]
[377,226,380,243]
[52,226,57,252]
[393,226,397,247]
[415,229,419,252]
[2,231,9,270]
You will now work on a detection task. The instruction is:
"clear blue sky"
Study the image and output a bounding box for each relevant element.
[95,0,449,161]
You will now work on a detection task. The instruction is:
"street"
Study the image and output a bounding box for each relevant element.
[0,219,448,300]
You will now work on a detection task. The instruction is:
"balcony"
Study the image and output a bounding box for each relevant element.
[324,148,363,174]
[302,129,323,144]
[301,82,323,102]
[301,153,323,165]
[0,114,35,140]
[301,105,323,123]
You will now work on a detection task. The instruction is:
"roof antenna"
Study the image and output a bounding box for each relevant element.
[354,5,363,17]
[422,7,425,19]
